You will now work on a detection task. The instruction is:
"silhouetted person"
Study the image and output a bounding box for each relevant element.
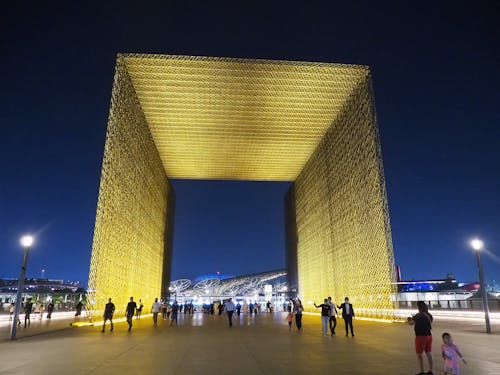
[24,298,33,327]
[75,300,83,317]
[151,298,160,326]
[102,298,115,332]
[46,300,55,319]
[126,297,137,331]
[225,298,235,327]
[337,297,355,337]
[295,299,304,331]
[170,301,179,326]
[161,301,168,319]
[236,302,241,316]
[136,299,143,319]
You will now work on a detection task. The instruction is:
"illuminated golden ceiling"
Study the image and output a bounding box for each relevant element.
[123,54,369,181]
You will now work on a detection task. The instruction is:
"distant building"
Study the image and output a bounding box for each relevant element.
[0,278,84,309]
[394,273,500,311]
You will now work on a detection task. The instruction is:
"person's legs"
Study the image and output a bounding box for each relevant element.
[322,316,328,335]
[296,314,302,330]
[348,316,354,336]
[127,314,133,330]
[227,311,233,326]
[425,351,433,373]
[330,316,337,335]
[415,336,426,374]
[416,353,424,373]
[344,317,349,336]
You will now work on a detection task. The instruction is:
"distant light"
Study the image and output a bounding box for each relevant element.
[470,238,484,251]
[20,235,34,248]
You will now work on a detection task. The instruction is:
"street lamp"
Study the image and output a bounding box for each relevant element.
[10,235,34,340]
[470,238,491,333]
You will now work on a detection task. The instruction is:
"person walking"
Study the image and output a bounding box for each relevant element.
[327,296,338,335]
[9,302,21,325]
[24,297,33,327]
[9,302,15,322]
[236,302,241,317]
[101,298,115,332]
[136,299,144,319]
[295,299,304,331]
[170,301,179,326]
[126,297,137,331]
[286,311,293,331]
[314,299,331,336]
[407,301,434,375]
[225,298,236,327]
[46,300,55,319]
[161,300,167,320]
[34,301,43,320]
[337,297,355,337]
[151,298,161,326]
[75,300,83,317]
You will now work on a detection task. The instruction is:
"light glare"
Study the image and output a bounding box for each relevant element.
[20,235,34,248]
[470,238,484,251]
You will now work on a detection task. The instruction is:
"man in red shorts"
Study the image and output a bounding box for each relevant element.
[408,301,434,375]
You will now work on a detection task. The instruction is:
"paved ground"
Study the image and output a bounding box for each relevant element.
[0,312,499,374]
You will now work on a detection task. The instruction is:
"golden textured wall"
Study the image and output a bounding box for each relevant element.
[88,54,395,320]
[87,56,171,318]
[293,76,396,319]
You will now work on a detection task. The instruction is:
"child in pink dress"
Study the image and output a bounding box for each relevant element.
[441,332,466,375]
[286,312,293,331]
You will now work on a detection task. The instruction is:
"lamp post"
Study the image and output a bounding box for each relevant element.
[470,238,491,333]
[10,235,34,340]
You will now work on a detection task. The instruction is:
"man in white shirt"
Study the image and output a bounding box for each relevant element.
[151,298,161,326]
[224,298,236,327]
[327,296,338,335]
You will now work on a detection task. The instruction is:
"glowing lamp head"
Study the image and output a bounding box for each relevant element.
[470,238,484,251]
[20,235,34,248]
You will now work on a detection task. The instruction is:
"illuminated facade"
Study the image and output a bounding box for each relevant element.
[88,54,396,319]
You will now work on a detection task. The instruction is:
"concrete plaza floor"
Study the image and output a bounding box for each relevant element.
[0,312,499,374]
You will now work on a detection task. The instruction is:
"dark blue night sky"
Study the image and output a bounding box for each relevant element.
[1,2,499,286]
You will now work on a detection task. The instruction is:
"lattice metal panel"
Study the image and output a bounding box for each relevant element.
[88,54,396,321]
[87,56,171,319]
[293,76,397,320]
[122,54,368,181]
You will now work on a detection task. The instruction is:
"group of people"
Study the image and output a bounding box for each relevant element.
[101,297,182,332]
[8,297,57,326]
[313,296,355,337]
[408,301,466,375]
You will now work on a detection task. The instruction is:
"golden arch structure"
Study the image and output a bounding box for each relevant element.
[88,54,397,320]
